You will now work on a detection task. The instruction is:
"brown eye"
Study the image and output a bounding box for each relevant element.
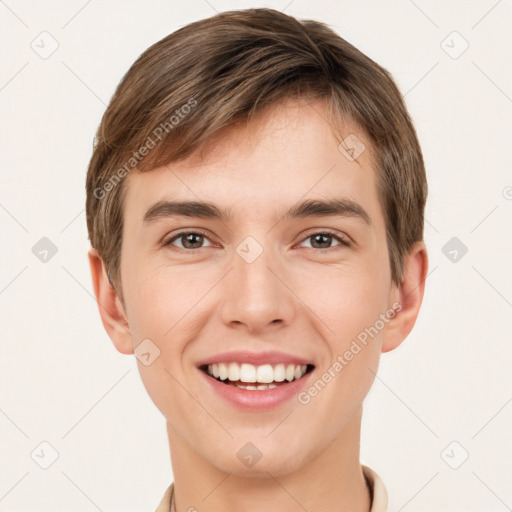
[165,231,213,251]
[300,232,351,250]
[181,233,203,249]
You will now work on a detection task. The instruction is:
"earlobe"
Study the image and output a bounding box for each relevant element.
[381,241,429,353]
[88,248,134,355]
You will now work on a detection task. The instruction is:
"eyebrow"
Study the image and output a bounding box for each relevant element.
[281,198,371,225]
[142,198,371,226]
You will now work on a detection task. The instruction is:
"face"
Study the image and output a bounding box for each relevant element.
[102,98,417,476]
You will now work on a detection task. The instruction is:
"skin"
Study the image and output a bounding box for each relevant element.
[89,97,428,512]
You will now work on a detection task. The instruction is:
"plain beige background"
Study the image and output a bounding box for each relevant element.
[1,0,511,510]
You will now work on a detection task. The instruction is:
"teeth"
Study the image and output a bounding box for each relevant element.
[207,362,308,384]
[218,363,228,381]
[228,362,239,381]
[235,383,278,390]
[240,363,257,383]
[274,364,286,382]
[256,364,274,383]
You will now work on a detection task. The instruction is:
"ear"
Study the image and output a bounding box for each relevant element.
[382,241,428,353]
[88,248,134,355]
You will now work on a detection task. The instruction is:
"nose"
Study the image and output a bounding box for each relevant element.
[219,242,295,333]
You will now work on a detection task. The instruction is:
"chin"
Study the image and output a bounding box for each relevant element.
[209,444,310,478]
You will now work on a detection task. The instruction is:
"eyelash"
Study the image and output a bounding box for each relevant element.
[163,230,352,253]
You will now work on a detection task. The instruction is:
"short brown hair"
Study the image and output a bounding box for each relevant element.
[85,7,427,300]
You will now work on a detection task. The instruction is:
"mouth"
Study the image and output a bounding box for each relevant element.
[199,362,316,390]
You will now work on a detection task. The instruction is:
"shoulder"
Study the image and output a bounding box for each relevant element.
[154,482,174,512]
[362,464,388,512]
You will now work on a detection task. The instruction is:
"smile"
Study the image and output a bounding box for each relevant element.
[202,362,313,390]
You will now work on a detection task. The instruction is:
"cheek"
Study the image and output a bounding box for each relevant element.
[123,258,188,340]
[300,275,387,421]
[124,269,195,418]
[123,263,210,386]
[296,257,390,342]
[292,258,389,409]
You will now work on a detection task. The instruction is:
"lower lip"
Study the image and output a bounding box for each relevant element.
[198,367,314,411]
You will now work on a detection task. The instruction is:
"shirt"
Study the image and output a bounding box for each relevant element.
[154,463,388,511]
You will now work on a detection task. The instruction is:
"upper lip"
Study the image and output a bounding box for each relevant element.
[197,350,314,367]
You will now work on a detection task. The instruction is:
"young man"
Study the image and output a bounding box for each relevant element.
[85,8,428,512]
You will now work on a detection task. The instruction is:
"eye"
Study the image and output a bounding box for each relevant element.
[163,230,351,252]
[164,231,215,251]
[298,231,351,250]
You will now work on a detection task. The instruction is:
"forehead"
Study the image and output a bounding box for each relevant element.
[122,98,384,230]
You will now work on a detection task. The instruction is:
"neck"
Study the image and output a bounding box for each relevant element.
[166,406,371,512]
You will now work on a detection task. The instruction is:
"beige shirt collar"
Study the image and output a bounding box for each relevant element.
[155,464,388,512]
